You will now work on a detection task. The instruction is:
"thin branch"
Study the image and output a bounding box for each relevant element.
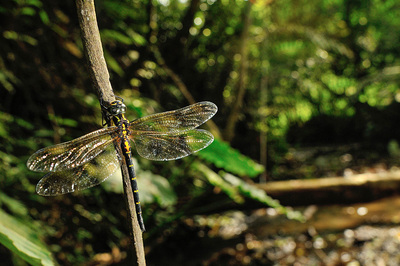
[75,1,146,265]
[75,0,114,105]
[223,1,252,142]
[148,0,220,138]
[154,47,221,138]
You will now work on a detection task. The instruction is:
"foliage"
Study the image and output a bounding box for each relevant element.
[0,0,400,264]
[0,205,54,266]
[192,162,303,221]
[198,138,264,178]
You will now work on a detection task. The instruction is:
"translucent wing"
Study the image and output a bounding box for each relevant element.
[36,143,121,196]
[27,126,118,172]
[129,101,217,134]
[134,129,214,161]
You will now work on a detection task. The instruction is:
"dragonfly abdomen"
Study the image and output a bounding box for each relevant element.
[121,138,146,232]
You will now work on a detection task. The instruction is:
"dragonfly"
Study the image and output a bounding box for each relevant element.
[27,100,217,232]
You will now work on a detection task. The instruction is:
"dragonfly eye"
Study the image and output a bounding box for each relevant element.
[109,101,127,115]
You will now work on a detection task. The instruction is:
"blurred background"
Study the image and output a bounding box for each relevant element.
[1,0,400,265]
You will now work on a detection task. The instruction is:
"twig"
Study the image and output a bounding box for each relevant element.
[75,0,114,104]
[223,1,252,142]
[152,46,220,138]
[147,0,220,138]
[75,0,146,265]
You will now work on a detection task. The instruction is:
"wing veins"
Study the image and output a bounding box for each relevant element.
[129,101,217,135]
[36,142,122,196]
[27,126,119,172]
[133,129,214,161]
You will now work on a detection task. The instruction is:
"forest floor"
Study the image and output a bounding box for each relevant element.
[148,143,400,265]
[149,196,400,265]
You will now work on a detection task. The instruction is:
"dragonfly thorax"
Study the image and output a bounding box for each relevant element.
[108,100,127,116]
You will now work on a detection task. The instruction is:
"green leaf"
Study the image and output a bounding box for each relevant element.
[197,139,264,177]
[26,0,42,8]
[126,29,147,46]
[3,31,38,46]
[15,118,34,130]
[59,118,78,127]
[222,173,304,222]
[101,29,133,45]
[47,114,78,128]
[193,163,304,221]
[0,209,55,266]
[20,7,36,16]
[138,170,177,208]
[39,10,50,25]
[0,192,28,217]
[192,162,244,204]
[102,163,177,208]
[223,173,279,207]
[104,50,124,76]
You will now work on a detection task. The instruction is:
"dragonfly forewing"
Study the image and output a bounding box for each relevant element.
[27,126,119,172]
[36,143,121,196]
[129,101,217,134]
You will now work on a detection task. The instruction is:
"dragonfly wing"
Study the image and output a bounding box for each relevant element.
[27,126,119,172]
[129,101,217,134]
[36,143,121,196]
[133,129,214,161]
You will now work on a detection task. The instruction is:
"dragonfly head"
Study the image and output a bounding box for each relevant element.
[108,100,127,116]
